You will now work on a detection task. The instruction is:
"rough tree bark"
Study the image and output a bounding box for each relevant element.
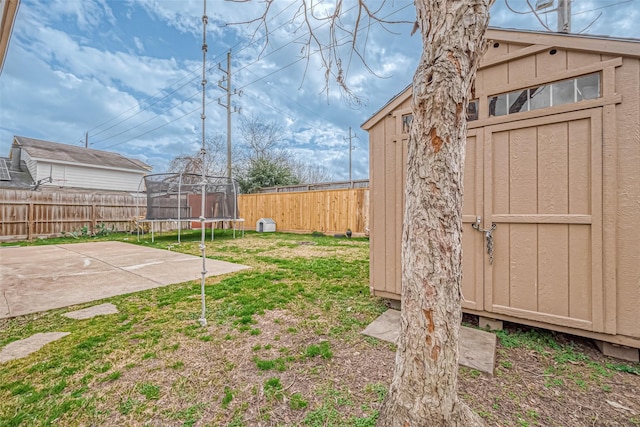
[377,0,493,426]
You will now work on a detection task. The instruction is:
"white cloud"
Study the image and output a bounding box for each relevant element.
[2,0,638,180]
[133,36,144,51]
[30,0,116,31]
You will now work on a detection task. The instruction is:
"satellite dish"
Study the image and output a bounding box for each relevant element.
[535,0,554,10]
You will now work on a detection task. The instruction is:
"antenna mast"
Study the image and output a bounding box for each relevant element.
[198,0,209,327]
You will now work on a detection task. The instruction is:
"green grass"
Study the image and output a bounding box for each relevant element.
[6,231,634,426]
[221,387,233,408]
[254,356,289,372]
[494,328,560,354]
[137,382,161,400]
[302,386,379,427]
[264,377,284,401]
[290,392,309,410]
[304,341,333,359]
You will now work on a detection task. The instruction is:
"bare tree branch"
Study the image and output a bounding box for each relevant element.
[226,0,412,107]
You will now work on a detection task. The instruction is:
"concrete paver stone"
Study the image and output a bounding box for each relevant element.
[361,309,497,374]
[0,332,70,363]
[64,303,119,320]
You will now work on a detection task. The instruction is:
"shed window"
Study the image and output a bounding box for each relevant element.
[400,100,478,133]
[576,73,600,101]
[467,99,479,121]
[489,72,600,117]
[402,114,413,133]
[530,85,551,110]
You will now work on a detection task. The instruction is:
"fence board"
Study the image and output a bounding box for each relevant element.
[0,189,149,241]
[238,188,369,236]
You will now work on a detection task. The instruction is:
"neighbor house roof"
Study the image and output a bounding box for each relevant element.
[13,136,152,172]
[0,158,33,189]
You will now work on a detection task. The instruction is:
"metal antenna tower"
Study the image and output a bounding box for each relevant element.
[198,0,209,327]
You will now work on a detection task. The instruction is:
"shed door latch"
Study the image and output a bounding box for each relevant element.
[472,217,497,265]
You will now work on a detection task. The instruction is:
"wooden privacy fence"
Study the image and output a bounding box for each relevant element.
[0,189,149,241]
[238,188,369,236]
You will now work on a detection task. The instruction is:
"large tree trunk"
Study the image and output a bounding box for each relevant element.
[377,0,493,425]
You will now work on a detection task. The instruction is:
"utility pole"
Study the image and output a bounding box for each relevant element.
[557,0,571,33]
[85,131,88,148]
[344,127,357,182]
[218,50,240,180]
[534,0,572,33]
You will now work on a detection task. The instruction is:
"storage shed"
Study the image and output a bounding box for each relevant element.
[362,28,640,356]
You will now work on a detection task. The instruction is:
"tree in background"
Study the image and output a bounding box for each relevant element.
[236,114,333,192]
[237,156,300,193]
[166,134,227,177]
[231,0,493,424]
[288,159,334,184]
[167,115,334,190]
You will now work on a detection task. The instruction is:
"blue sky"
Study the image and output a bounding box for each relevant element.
[1,0,638,181]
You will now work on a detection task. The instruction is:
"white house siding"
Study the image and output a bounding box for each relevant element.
[36,161,145,192]
[21,150,37,180]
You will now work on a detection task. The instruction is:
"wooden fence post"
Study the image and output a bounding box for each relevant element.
[28,202,34,241]
[91,202,97,232]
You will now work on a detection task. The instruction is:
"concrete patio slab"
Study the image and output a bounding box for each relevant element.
[0,332,70,363]
[0,241,249,318]
[362,309,497,374]
[64,303,119,320]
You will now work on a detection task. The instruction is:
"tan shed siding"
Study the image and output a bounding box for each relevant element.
[461,133,483,310]
[370,118,386,295]
[536,48,568,75]
[368,95,412,298]
[507,53,535,83]
[383,114,398,296]
[615,57,640,337]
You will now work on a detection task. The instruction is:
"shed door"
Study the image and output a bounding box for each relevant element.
[482,108,605,333]
[461,130,485,311]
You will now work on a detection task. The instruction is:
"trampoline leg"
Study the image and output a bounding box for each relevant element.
[151,223,155,243]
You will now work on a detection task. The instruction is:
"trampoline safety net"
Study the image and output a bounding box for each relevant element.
[144,173,240,220]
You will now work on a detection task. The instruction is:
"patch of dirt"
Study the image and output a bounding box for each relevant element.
[459,324,640,426]
[53,308,640,426]
[260,243,367,261]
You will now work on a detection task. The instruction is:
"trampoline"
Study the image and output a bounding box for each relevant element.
[137,173,244,242]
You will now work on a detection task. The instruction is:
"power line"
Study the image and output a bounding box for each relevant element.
[96,2,413,149]
[572,0,634,15]
[95,90,201,146]
[85,1,300,144]
[89,75,201,139]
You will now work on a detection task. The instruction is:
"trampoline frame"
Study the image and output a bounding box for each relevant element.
[136,172,245,243]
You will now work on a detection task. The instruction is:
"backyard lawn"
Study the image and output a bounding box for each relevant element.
[0,231,639,426]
